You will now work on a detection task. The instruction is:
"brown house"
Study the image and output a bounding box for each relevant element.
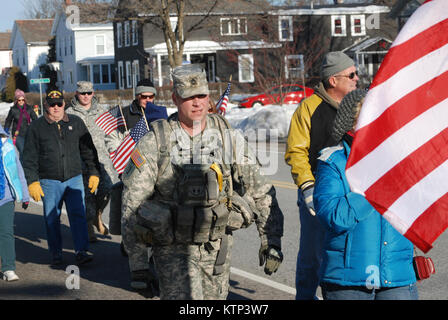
[113,1,396,93]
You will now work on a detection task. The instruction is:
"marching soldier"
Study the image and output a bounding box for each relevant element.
[121,64,284,299]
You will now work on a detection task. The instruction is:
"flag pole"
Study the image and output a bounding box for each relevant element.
[118,104,128,132]
[141,106,150,130]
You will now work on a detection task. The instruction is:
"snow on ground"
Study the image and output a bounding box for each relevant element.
[0,102,12,117]
[167,102,298,141]
[0,101,299,141]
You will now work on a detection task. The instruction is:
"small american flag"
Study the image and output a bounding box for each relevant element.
[110,116,149,174]
[96,106,125,135]
[216,81,231,116]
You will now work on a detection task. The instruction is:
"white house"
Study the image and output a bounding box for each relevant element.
[9,19,54,92]
[51,11,115,92]
[0,32,13,92]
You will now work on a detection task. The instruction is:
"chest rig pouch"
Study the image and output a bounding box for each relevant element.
[174,163,229,244]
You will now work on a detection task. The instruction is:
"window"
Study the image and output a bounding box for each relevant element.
[96,35,105,55]
[285,55,304,79]
[118,61,124,89]
[22,49,25,65]
[117,23,122,48]
[93,64,101,84]
[279,16,293,42]
[111,64,116,83]
[132,60,140,85]
[220,17,247,36]
[68,71,73,85]
[351,15,366,36]
[331,15,346,37]
[124,21,130,47]
[102,64,110,83]
[132,20,138,45]
[238,54,254,83]
[65,37,68,56]
[70,36,73,55]
[126,61,132,88]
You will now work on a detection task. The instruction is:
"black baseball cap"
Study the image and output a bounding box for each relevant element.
[46,89,64,105]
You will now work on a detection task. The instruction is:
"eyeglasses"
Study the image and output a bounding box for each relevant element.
[17,99,25,102]
[79,92,93,96]
[334,71,358,80]
[49,103,63,108]
[140,94,155,100]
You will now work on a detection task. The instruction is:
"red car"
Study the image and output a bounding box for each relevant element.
[238,84,314,108]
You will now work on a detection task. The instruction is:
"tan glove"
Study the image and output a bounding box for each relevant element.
[88,175,100,194]
[28,181,45,202]
[259,244,283,275]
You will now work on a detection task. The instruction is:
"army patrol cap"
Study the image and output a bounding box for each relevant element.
[172,64,209,99]
[76,81,94,93]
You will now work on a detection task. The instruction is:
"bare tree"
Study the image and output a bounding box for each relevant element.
[21,0,64,19]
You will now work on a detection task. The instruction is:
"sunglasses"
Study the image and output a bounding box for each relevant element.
[334,71,358,80]
[49,103,63,108]
[17,99,25,102]
[79,92,93,96]
[140,94,155,100]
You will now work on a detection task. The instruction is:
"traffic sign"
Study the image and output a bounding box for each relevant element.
[30,78,50,84]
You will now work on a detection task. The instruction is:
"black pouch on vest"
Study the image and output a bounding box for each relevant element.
[175,206,195,243]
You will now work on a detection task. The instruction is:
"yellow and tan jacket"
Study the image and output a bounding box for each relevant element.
[285,83,339,189]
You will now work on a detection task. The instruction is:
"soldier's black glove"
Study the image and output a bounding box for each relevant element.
[22,202,29,210]
[259,245,283,275]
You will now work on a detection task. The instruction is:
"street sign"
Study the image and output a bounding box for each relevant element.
[30,78,50,84]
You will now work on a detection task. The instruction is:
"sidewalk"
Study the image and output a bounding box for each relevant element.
[0,202,154,300]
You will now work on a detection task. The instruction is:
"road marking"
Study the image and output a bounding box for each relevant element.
[271,180,298,190]
[230,267,296,296]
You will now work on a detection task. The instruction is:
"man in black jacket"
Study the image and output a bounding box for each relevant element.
[22,89,100,266]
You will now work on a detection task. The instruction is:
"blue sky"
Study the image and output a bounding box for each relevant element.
[0,1,27,33]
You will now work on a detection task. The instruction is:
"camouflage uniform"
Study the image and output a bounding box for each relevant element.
[121,112,284,300]
[66,91,119,230]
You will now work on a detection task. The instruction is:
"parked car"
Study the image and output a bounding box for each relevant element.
[238,84,314,108]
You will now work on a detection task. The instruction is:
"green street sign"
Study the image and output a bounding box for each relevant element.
[30,78,50,84]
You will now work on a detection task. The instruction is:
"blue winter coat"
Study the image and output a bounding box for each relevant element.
[314,141,416,288]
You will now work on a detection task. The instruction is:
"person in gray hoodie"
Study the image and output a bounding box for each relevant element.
[0,123,30,282]
[66,81,119,242]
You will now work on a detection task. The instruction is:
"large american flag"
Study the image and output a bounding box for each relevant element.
[346,0,448,253]
[110,117,149,174]
[96,106,125,135]
[216,81,231,116]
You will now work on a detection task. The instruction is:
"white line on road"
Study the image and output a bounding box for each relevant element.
[230,267,296,296]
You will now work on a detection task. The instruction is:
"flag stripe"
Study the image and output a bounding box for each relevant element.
[404,192,448,253]
[370,18,448,89]
[355,43,448,131]
[349,70,448,167]
[112,136,134,169]
[364,128,448,210]
[346,97,448,192]
[384,160,448,234]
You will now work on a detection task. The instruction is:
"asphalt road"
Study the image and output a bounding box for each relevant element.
[1,142,447,300]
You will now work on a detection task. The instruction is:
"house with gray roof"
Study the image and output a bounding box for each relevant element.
[9,19,54,92]
[50,2,116,92]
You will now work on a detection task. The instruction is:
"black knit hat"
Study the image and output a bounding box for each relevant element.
[332,89,367,142]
